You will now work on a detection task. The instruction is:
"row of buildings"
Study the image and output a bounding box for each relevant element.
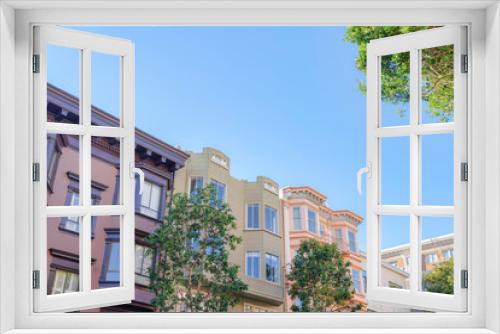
[46,85,453,312]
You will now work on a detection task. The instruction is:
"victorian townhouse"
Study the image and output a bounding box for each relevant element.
[46,84,189,312]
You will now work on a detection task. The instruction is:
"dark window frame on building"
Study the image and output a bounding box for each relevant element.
[134,231,155,287]
[46,133,65,193]
[134,167,168,222]
[58,172,107,237]
[99,228,121,287]
[47,249,80,295]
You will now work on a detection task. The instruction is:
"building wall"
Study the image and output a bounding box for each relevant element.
[45,85,189,312]
[174,147,285,311]
[281,186,367,310]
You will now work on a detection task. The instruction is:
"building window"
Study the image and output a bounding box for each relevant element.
[265,253,279,283]
[189,176,204,196]
[265,206,278,234]
[335,228,344,250]
[102,230,120,284]
[443,249,454,260]
[210,179,226,205]
[246,251,260,279]
[348,230,357,252]
[46,134,62,191]
[139,180,163,219]
[51,269,79,295]
[135,244,153,286]
[246,204,259,229]
[292,207,302,230]
[425,253,438,264]
[61,191,80,233]
[320,224,326,237]
[244,303,271,313]
[352,269,361,293]
[307,210,317,234]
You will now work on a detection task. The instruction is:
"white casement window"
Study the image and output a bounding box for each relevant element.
[365,26,467,312]
[246,203,259,229]
[209,179,226,204]
[189,176,204,196]
[264,206,278,234]
[292,206,302,230]
[33,26,138,312]
[352,269,361,293]
[139,180,162,219]
[307,209,317,234]
[335,228,344,250]
[265,253,279,283]
[348,230,357,252]
[245,251,260,279]
[51,269,79,295]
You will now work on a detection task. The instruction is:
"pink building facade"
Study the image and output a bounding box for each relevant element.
[281,186,366,310]
[46,84,189,311]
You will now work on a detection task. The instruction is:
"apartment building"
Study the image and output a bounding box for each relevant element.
[280,186,366,310]
[46,84,189,312]
[381,234,454,274]
[173,147,286,312]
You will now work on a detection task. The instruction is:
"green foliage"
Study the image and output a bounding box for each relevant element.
[423,259,454,295]
[344,26,454,122]
[147,185,248,312]
[288,239,362,312]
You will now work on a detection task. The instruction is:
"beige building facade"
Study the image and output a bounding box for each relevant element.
[174,147,285,312]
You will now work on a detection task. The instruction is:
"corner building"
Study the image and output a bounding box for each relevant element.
[174,147,286,312]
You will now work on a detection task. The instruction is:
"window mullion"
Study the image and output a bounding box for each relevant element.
[409,48,420,293]
[80,48,92,293]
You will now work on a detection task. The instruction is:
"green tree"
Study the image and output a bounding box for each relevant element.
[344,26,454,122]
[147,185,248,312]
[423,259,454,295]
[288,239,362,312]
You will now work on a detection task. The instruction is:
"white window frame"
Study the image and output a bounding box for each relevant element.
[264,205,278,234]
[32,26,136,312]
[1,2,498,333]
[246,203,260,230]
[245,251,260,279]
[365,26,467,313]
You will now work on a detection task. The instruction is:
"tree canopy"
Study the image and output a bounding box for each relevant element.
[147,185,248,312]
[423,259,454,295]
[344,26,454,122]
[288,239,362,312]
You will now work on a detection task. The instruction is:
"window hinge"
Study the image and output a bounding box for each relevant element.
[461,269,468,289]
[461,162,468,182]
[32,270,40,289]
[32,54,40,73]
[32,163,40,182]
[461,54,468,73]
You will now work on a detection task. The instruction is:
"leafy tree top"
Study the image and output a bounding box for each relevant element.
[423,259,454,295]
[344,26,454,122]
[288,239,362,312]
[147,185,248,312]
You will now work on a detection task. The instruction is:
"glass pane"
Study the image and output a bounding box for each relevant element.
[47,216,80,294]
[47,44,81,124]
[380,52,410,127]
[420,134,454,206]
[47,134,80,206]
[380,136,410,205]
[420,45,454,124]
[92,215,121,289]
[421,217,454,294]
[91,52,121,125]
[91,136,121,205]
[379,215,410,290]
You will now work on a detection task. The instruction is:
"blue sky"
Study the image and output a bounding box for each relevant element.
[48,26,454,252]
